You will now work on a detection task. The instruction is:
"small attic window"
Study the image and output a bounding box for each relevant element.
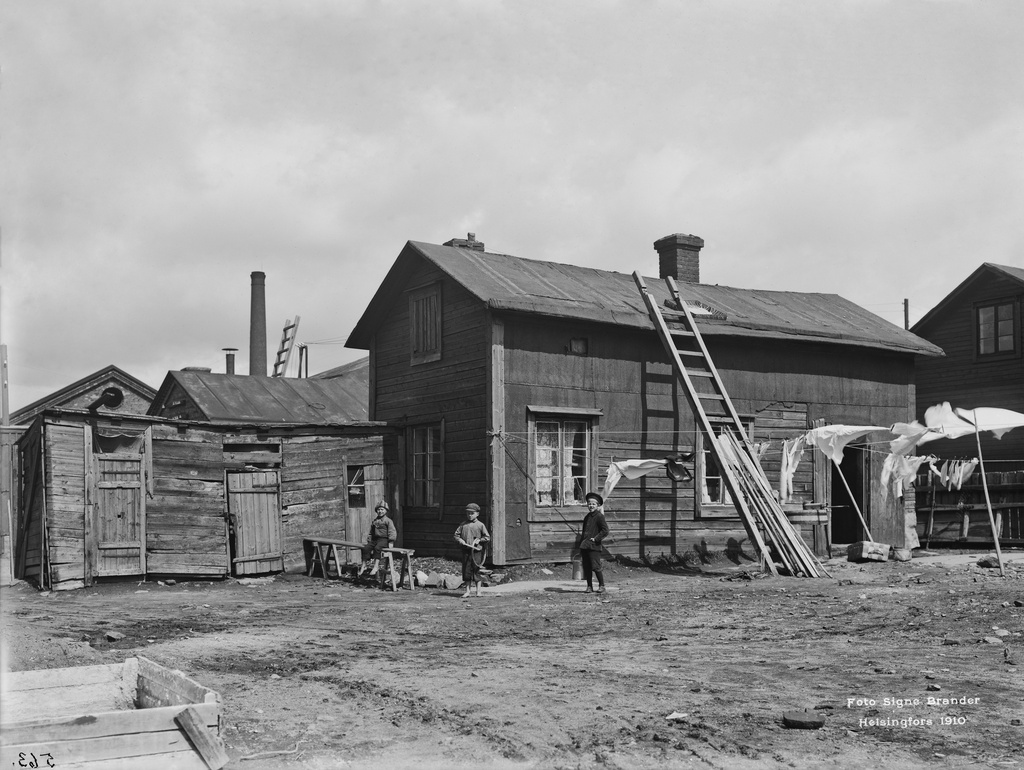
[567,337,588,356]
[409,283,442,365]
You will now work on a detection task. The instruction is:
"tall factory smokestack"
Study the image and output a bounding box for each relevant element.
[249,271,267,376]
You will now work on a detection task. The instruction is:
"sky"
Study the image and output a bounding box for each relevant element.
[1,0,1022,413]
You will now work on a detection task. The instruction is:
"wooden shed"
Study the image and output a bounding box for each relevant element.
[346,233,942,565]
[14,409,393,590]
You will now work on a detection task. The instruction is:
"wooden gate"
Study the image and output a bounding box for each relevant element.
[93,454,146,577]
[227,471,284,575]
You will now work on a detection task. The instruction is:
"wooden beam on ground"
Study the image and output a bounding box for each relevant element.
[174,706,230,770]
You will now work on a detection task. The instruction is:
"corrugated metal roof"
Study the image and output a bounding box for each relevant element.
[160,371,369,424]
[348,241,941,356]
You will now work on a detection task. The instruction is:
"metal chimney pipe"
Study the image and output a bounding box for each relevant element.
[223,347,238,375]
[249,271,267,376]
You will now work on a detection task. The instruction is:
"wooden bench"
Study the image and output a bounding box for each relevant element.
[303,537,364,579]
[380,547,416,591]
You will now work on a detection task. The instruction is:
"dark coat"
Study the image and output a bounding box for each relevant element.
[575,509,609,551]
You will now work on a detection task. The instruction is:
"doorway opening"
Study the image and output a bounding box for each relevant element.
[831,444,868,543]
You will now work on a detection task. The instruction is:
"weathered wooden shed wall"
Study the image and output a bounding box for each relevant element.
[147,423,229,576]
[15,413,388,589]
[371,261,490,557]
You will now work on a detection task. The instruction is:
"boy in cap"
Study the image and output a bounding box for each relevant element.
[574,492,610,593]
[360,501,397,582]
[454,503,490,598]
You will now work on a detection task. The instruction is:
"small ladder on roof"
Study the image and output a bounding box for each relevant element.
[632,272,826,578]
[271,315,301,378]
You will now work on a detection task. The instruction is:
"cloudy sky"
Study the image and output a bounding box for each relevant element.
[2,0,1021,412]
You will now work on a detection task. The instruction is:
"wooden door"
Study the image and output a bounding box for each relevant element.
[346,463,386,552]
[93,454,146,577]
[227,471,284,575]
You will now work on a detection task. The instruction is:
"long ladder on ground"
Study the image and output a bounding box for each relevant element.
[633,272,826,578]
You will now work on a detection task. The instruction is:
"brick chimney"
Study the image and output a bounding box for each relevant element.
[654,233,704,283]
[444,232,485,251]
[249,271,267,376]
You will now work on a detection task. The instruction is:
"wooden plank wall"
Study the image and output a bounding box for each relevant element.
[914,272,1024,464]
[43,422,88,587]
[147,424,229,576]
[372,262,490,558]
[502,320,918,562]
[15,426,44,583]
[279,433,383,571]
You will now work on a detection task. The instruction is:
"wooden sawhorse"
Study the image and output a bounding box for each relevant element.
[380,547,416,591]
[303,537,363,579]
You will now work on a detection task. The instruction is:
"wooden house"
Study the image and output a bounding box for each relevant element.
[911,263,1024,544]
[15,369,393,590]
[346,233,943,565]
[912,263,1024,464]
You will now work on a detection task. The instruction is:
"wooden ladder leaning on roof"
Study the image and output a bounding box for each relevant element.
[632,272,827,578]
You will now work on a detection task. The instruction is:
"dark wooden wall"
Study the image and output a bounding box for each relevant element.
[371,262,490,558]
[914,273,1024,465]
[501,319,917,563]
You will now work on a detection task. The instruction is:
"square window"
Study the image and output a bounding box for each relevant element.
[977,301,1017,356]
[533,418,591,506]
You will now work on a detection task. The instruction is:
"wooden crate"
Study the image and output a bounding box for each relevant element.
[0,656,225,769]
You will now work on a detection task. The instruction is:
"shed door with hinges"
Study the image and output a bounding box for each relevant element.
[94,453,146,577]
[227,470,284,575]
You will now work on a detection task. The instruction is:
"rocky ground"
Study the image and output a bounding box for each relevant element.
[2,549,1022,769]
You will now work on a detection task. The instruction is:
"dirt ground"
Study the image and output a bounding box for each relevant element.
[2,550,1023,770]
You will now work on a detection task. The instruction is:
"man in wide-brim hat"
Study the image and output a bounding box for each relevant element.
[574,492,610,593]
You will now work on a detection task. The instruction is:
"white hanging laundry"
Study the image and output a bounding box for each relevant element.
[919,402,976,443]
[953,458,978,489]
[953,407,1024,439]
[881,454,930,502]
[603,459,669,500]
[889,421,932,456]
[778,436,806,504]
[804,425,888,464]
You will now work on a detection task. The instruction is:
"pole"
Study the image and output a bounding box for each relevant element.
[833,459,873,542]
[903,298,910,330]
[972,411,1005,577]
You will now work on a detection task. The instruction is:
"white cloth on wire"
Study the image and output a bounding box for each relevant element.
[603,459,669,501]
[954,407,1024,439]
[804,425,888,464]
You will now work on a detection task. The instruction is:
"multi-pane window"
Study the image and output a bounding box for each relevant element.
[534,419,590,506]
[977,301,1015,355]
[410,284,442,364]
[346,466,366,508]
[701,421,753,507]
[409,425,442,506]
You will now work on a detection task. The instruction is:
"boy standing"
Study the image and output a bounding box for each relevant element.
[575,492,610,593]
[455,503,490,598]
